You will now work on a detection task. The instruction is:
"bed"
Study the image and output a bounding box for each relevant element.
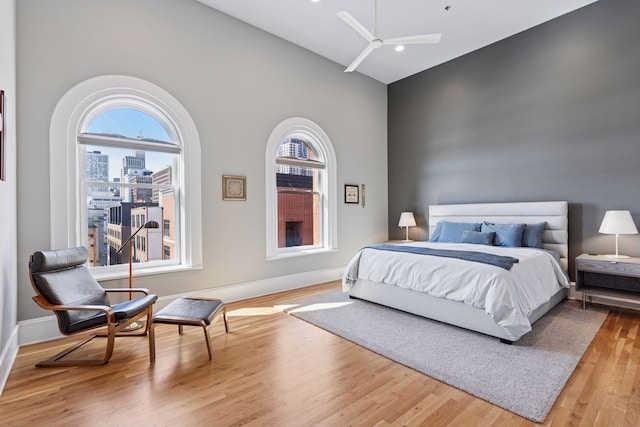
[342,201,570,343]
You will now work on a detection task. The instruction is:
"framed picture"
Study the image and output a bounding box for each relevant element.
[345,184,359,204]
[0,90,5,181]
[222,175,246,201]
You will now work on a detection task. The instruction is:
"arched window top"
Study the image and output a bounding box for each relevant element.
[268,120,333,164]
[276,138,325,173]
[85,108,173,144]
[277,138,319,160]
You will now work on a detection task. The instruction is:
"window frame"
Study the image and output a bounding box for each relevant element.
[81,133,180,269]
[49,75,202,280]
[265,117,338,259]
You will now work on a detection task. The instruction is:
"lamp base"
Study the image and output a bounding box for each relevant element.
[122,321,144,331]
[401,239,414,243]
[604,254,630,259]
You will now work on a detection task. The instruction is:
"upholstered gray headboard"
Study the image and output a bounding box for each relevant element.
[428,201,569,270]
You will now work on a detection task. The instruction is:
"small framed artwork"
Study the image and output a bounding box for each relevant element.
[222,175,246,201]
[345,184,359,204]
[0,90,5,181]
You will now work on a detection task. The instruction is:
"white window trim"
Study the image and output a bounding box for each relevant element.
[50,75,202,278]
[265,117,338,260]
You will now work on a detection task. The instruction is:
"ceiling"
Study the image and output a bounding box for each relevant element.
[197,0,598,85]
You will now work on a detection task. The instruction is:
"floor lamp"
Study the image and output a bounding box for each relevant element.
[117,220,160,330]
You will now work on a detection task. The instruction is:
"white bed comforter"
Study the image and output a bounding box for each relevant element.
[342,242,570,340]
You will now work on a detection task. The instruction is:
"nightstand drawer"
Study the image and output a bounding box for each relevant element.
[576,258,640,276]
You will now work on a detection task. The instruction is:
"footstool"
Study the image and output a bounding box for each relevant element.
[150,297,229,362]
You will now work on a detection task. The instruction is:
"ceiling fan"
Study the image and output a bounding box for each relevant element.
[337,0,442,73]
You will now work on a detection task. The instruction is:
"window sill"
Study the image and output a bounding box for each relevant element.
[267,247,338,261]
[91,263,203,282]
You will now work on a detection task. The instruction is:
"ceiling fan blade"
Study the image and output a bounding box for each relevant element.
[337,11,376,42]
[383,34,442,45]
[345,40,382,73]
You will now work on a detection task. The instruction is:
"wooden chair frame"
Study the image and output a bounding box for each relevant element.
[31,288,154,367]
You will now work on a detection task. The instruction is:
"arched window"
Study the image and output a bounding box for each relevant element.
[266,118,337,259]
[50,75,202,278]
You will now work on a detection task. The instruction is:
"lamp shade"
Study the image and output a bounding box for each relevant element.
[117,220,160,254]
[142,220,160,229]
[398,212,416,228]
[599,210,638,235]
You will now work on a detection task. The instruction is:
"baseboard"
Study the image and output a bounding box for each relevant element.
[0,326,19,397]
[18,315,64,346]
[567,282,579,300]
[18,266,344,346]
[152,266,343,311]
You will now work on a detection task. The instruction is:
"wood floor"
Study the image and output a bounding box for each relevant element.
[2,281,640,426]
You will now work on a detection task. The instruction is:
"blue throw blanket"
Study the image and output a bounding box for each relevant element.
[366,244,519,270]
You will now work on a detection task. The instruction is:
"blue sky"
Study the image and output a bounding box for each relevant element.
[88,108,170,142]
[87,108,175,180]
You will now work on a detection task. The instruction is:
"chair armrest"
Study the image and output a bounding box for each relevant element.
[103,288,150,295]
[32,295,116,320]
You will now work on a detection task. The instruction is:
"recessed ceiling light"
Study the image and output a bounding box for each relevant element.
[395,45,405,52]
[311,0,320,3]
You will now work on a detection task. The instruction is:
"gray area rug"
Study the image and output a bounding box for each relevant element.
[281,290,608,423]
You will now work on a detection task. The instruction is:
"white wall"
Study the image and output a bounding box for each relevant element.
[16,0,388,322]
[0,0,18,394]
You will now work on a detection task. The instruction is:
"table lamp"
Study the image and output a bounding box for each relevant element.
[398,212,416,242]
[599,210,638,258]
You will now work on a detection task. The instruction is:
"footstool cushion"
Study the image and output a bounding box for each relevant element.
[150,297,229,362]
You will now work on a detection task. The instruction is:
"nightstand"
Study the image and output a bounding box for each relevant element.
[575,254,640,309]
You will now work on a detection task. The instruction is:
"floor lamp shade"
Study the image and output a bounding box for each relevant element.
[398,212,416,242]
[599,210,638,258]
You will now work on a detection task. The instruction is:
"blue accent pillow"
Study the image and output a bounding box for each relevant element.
[461,230,495,245]
[481,222,526,247]
[522,222,546,248]
[430,221,482,243]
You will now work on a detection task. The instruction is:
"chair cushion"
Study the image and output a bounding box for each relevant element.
[33,266,107,306]
[30,246,89,273]
[38,272,110,334]
[154,297,224,326]
[66,294,158,334]
[111,294,158,320]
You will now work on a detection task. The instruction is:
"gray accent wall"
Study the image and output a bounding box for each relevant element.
[388,0,640,276]
[16,0,388,321]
